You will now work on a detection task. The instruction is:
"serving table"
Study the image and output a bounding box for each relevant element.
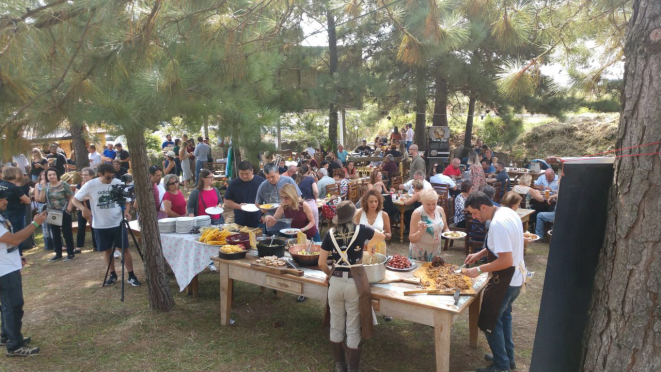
[211,252,488,372]
[159,233,218,296]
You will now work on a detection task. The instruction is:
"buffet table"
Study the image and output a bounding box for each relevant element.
[160,233,218,295]
[211,252,488,372]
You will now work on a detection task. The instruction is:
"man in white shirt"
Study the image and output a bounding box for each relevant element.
[397,170,432,195]
[316,168,335,197]
[11,154,29,175]
[0,191,47,357]
[71,163,141,287]
[533,168,559,192]
[405,123,414,151]
[429,164,457,190]
[463,192,525,372]
[88,144,102,169]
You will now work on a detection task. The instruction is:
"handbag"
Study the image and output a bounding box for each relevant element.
[46,184,66,227]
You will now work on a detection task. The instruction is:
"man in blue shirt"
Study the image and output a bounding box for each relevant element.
[161,134,174,149]
[492,161,510,195]
[481,159,496,176]
[223,161,265,228]
[534,169,559,192]
[336,144,348,166]
[102,143,116,163]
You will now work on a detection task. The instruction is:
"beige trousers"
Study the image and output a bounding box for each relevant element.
[328,273,362,348]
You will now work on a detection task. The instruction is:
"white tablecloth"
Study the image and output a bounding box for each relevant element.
[160,233,218,292]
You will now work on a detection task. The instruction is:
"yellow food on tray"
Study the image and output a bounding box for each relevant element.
[261,204,273,209]
[199,228,232,245]
[248,231,256,249]
[297,231,307,245]
[220,245,244,254]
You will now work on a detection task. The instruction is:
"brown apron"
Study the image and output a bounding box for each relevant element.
[478,241,515,334]
[322,227,375,340]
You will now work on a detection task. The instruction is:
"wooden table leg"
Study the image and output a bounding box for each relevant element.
[219,262,233,326]
[192,275,199,298]
[434,311,453,372]
[400,207,406,242]
[469,291,483,348]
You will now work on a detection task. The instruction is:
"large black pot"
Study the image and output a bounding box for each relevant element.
[256,237,287,257]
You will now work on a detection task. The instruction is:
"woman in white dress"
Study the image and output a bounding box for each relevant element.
[353,189,391,254]
[408,188,450,261]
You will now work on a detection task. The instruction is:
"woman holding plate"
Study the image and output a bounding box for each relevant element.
[265,184,320,241]
[187,169,223,225]
[353,189,391,254]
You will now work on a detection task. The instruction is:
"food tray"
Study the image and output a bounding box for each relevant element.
[218,250,248,260]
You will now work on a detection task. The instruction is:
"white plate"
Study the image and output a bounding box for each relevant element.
[205,207,224,215]
[280,228,301,235]
[159,218,178,223]
[524,233,541,241]
[260,203,280,210]
[441,231,467,240]
[241,204,260,212]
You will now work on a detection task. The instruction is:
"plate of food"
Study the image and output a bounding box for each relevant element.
[524,232,540,241]
[442,231,467,240]
[205,207,224,215]
[385,254,417,271]
[280,228,301,236]
[260,203,280,210]
[241,204,260,212]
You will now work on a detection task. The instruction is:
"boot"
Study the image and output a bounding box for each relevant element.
[347,346,362,372]
[330,341,347,372]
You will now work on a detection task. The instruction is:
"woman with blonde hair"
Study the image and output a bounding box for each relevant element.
[512,173,543,209]
[30,148,48,182]
[468,150,486,191]
[408,188,450,261]
[265,184,320,241]
[367,169,387,194]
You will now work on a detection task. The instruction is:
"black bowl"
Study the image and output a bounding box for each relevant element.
[256,237,287,257]
[218,250,247,260]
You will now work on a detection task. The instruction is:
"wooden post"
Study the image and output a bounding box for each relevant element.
[469,290,483,348]
[220,262,233,326]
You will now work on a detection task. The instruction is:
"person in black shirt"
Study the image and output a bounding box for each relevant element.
[355,140,372,154]
[385,144,402,158]
[46,144,67,177]
[30,148,49,182]
[114,143,130,170]
[277,159,287,175]
[112,160,127,180]
[223,161,265,227]
[0,167,31,253]
[327,155,342,178]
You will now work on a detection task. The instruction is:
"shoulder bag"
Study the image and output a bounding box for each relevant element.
[45,184,67,226]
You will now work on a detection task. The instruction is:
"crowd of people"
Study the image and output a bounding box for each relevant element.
[0,131,560,369]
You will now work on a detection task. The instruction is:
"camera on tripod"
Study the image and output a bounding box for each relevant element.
[109,184,135,204]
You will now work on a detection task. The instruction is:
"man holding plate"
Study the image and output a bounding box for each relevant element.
[224,161,265,228]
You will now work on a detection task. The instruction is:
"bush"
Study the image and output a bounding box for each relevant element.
[478,115,524,149]
[585,98,620,113]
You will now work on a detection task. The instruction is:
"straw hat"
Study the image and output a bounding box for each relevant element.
[332,200,356,225]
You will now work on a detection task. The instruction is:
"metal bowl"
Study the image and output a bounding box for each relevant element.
[289,244,322,266]
[362,253,387,283]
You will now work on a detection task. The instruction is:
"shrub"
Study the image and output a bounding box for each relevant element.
[478,115,524,149]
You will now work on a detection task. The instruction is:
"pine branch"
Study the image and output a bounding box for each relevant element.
[2,11,93,131]
[0,0,68,32]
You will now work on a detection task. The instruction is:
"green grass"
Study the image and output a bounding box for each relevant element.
[7,231,549,371]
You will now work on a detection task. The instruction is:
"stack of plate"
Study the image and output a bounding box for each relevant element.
[175,217,196,233]
[158,218,177,233]
[194,215,211,228]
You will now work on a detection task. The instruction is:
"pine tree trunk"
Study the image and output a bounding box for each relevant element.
[414,67,427,151]
[125,129,175,312]
[432,72,448,127]
[70,121,90,171]
[464,93,476,149]
[581,1,661,370]
[327,8,339,152]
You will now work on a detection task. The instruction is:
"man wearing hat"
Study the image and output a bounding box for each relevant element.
[0,190,47,357]
[318,201,385,372]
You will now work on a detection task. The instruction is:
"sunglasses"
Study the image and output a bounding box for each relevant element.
[167,181,179,186]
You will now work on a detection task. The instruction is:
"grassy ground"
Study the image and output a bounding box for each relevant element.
[7,231,549,372]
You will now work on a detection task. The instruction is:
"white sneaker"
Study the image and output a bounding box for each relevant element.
[114,251,121,259]
[208,262,217,272]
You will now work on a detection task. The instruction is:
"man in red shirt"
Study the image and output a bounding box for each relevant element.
[443,158,462,179]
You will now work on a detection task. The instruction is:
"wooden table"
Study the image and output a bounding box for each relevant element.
[392,196,409,242]
[516,208,535,231]
[211,253,488,372]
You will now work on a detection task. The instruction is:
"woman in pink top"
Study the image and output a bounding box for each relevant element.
[162,174,187,217]
[186,169,223,224]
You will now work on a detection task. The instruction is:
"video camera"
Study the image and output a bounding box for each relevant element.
[109,183,135,204]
